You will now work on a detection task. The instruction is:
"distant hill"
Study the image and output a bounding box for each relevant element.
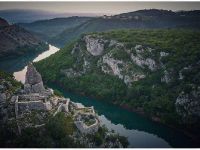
[0,9,65,23]
[18,16,92,41]
[0,17,48,59]
[49,9,200,47]
[15,9,200,47]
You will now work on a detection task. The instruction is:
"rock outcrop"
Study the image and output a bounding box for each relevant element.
[84,35,105,56]
[176,88,200,123]
[100,53,145,86]
[24,63,45,94]
[130,45,158,71]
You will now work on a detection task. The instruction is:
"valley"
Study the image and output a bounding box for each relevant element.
[0,8,200,148]
[18,9,200,47]
[0,43,197,148]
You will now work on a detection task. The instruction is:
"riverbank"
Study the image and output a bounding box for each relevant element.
[117,103,200,146]
[45,80,200,147]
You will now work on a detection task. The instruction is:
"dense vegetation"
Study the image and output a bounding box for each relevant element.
[1,111,128,148]
[0,112,83,147]
[0,17,49,59]
[0,70,22,93]
[35,29,200,128]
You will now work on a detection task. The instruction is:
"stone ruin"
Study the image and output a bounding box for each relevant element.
[24,63,45,94]
[13,62,100,134]
[15,62,54,114]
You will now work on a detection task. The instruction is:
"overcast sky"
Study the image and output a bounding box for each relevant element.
[0,2,200,15]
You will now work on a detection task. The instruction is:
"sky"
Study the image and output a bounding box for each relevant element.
[0,2,200,15]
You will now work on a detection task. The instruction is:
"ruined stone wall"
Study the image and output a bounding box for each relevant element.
[75,118,99,134]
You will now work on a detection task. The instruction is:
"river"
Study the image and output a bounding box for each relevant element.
[0,44,195,148]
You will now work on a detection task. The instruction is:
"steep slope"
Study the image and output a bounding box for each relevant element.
[0,17,9,28]
[0,66,128,148]
[0,17,48,59]
[35,29,200,132]
[18,17,92,41]
[49,9,200,47]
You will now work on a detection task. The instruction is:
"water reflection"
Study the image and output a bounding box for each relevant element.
[50,84,195,148]
[99,115,170,148]
[13,45,59,83]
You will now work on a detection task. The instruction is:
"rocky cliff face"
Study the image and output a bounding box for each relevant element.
[24,63,45,94]
[176,87,200,123]
[84,35,106,56]
[0,17,47,59]
[0,67,127,148]
[0,17,9,28]
[62,34,163,86]
[66,33,200,124]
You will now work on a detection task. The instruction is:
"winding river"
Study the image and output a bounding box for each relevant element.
[0,44,195,148]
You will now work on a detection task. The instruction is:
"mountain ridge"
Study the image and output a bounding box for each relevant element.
[0,17,48,59]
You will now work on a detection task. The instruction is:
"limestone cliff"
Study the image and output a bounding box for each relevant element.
[84,35,106,56]
[61,34,162,86]
[176,87,200,123]
[0,67,127,148]
[24,63,45,94]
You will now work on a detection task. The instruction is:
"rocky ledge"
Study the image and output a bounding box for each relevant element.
[0,63,128,148]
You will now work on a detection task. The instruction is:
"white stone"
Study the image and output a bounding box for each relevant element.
[102,54,124,79]
[131,54,157,71]
[160,51,169,57]
[84,35,105,56]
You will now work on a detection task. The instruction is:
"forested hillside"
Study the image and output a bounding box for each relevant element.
[18,17,92,42]
[35,29,200,134]
[0,17,48,59]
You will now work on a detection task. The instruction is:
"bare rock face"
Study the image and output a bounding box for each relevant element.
[176,88,200,123]
[130,45,157,71]
[24,63,45,93]
[25,63,43,85]
[84,35,105,56]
